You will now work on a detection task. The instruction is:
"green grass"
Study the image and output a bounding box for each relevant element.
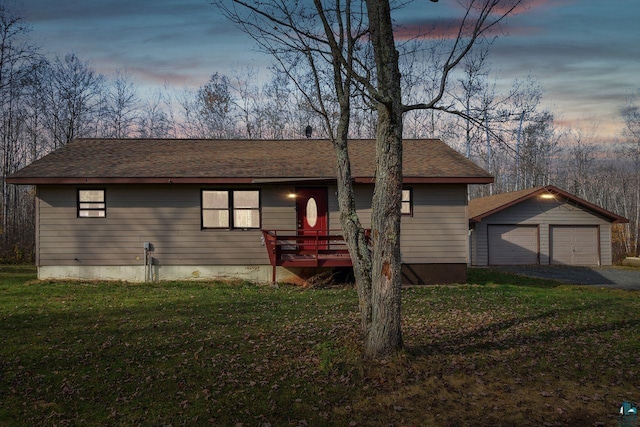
[1,266,639,426]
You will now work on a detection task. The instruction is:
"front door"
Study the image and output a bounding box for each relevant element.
[296,187,328,251]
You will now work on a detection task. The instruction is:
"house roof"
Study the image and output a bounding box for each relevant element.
[468,185,628,224]
[7,138,494,185]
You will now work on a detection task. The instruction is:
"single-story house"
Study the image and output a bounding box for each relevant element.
[468,185,628,266]
[8,138,493,284]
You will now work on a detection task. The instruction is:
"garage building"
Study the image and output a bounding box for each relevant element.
[469,186,628,266]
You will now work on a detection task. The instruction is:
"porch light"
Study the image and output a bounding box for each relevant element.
[287,193,297,199]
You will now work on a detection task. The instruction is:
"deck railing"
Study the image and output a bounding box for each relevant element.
[261,229,363,282]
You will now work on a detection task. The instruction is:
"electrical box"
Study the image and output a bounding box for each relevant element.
[143,242,151,250]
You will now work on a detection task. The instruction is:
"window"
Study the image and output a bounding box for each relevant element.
[202,190,229,228]
[202,190,260,229]
[78,189,106,217]
[233,190,261,229]
[401,188,412,216]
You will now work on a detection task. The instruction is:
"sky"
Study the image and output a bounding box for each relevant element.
[13,0,640,143]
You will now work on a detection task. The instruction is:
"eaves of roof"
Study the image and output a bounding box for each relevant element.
[7,176,494,185]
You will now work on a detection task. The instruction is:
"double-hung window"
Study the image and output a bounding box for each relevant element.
[202,190,260,229]
[78,189,106,217]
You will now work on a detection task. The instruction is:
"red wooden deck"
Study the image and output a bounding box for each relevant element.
[261,229,359,282]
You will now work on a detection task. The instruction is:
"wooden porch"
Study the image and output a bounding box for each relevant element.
[261,229,366,282]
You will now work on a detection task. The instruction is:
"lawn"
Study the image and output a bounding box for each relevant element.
[1,266,639,426]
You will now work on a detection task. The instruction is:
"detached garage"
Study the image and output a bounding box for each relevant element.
[469,186,627,266]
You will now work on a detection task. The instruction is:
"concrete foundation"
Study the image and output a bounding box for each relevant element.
[38,263,466,285]
[38,265,302,283]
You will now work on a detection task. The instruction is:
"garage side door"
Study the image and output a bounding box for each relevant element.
[551,226,599,265]
[488,225,539,265]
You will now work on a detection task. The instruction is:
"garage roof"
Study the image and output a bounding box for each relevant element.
[469,185,628,224]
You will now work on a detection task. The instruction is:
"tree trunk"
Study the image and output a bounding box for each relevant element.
[310,0,375,343]
[364,0,405,358]
[333,114,373,338]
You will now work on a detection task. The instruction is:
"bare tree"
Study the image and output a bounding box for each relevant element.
[453,47,491,159]
[0,4,43,253]
[137,88,175,138]
[21,59,51,163]
[619,96,640,256]
[101,69,140,138]
[229,67,263,138]
[213,0,522,358]
[400,41,448,139]
[212,0,376,351]
[561,130,598,199]
[177,73,237,138]
[364,0,523,356]
[261,71,297,139]
[517,112,562,188]
[44,53,105,147]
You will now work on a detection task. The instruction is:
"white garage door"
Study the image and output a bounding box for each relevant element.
[551,226,599,265]
[488,225,539,265]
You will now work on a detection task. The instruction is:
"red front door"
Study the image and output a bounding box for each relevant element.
[296,187,328,251]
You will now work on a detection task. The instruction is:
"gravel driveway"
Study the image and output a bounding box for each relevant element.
[492,265,640,290]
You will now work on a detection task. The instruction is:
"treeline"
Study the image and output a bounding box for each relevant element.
[1,5,638,262]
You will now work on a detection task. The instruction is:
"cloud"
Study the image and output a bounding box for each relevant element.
[392,0,571,41]
[18,0,636,144]
[393,17,540,41]
[121,65,200,87]
[23,0,212,23]
[492,0,564,15]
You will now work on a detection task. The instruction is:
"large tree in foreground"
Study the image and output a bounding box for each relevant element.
[213,0,522,358]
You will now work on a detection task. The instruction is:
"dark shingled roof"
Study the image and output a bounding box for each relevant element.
[7,138,493,185]
[469,185,628,224]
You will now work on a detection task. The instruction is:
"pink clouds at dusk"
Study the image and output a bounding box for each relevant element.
[17,0,640,142]
[393,0,557,41]
[393,17,540,41]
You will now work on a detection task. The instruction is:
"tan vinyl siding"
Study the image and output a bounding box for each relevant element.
[330,184,468,263]
[37,183,470,269]
[472,197,612,266]
[328,185,373,229]
[401,185,468,263]
[37,185,297,267]
[327,185,342,230]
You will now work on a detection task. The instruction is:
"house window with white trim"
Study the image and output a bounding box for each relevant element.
[202,190,260,229]
[78,189,106,217]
